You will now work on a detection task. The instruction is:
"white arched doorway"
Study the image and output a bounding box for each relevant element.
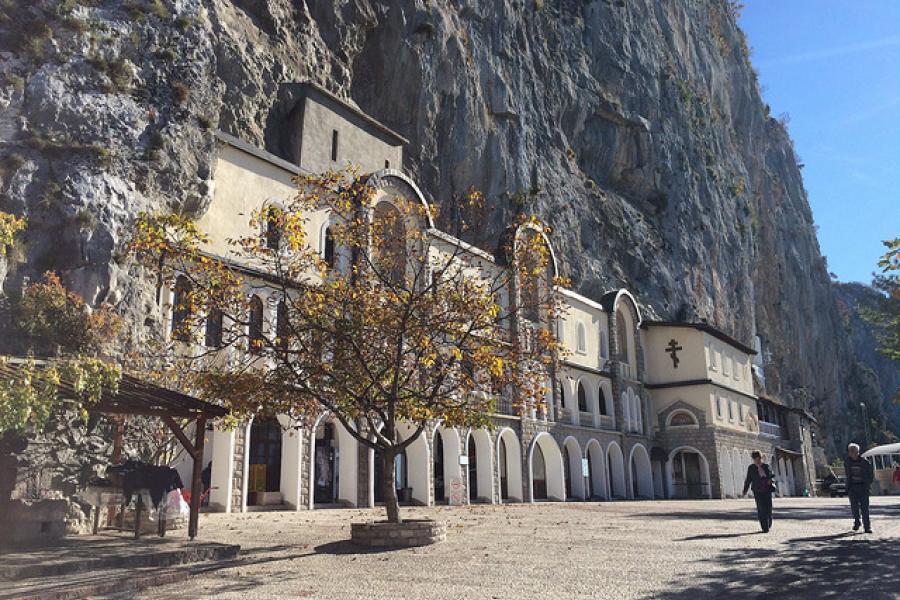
[563,437,586,500]
[585,439,608,500]
[467,429,494,503]
[396,423,430,505]
[243,415,301,511]
[667,446,712,499]
[607,442,626,499]
[786,458,796,496]
[628,444,653,499]
[528,433,565,501]
[496,428,523,502]
[433,426,462,504]
[310,416,358,507]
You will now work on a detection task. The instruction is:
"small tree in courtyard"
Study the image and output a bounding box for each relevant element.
[129,169,567,524]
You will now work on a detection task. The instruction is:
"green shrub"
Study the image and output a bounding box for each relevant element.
[175,15,195,32]
[2,73,25,90]
[147,0,170,19]
[88,55,132,93]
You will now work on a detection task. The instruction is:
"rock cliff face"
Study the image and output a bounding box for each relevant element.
[0,0,875,455]
[833,282,900,444]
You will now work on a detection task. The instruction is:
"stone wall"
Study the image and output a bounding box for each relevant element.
[230,423,247,513]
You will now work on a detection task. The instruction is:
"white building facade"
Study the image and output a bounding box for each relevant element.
[166,83,817,511]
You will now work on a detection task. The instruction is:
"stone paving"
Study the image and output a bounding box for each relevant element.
[136,497,899,600]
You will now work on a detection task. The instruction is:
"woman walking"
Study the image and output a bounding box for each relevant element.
[742,450,777,533]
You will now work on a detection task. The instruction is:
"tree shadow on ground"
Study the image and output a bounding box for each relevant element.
[313,540,409,555]
[636,503,899,523]
[651,532,897,600]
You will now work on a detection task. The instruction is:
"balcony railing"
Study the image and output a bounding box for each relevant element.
[598,415,615,430]
[617,362,636,380]
[759,422,783,438]
[495,396,516,416]
[578,411,593,426]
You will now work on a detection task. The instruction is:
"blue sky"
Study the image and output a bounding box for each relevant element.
[739,2,899,284]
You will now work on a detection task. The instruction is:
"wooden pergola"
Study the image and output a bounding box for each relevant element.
[1,361,229,539]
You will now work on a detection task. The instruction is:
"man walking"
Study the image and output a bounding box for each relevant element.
[743,450,777,533]
[844,443,874,533]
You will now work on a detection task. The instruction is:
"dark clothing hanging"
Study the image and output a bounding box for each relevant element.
[108,461,184,508]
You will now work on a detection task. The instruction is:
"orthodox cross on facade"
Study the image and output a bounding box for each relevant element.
[666,339,683,368]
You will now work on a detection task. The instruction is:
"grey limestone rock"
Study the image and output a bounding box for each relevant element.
[0,0,877,455]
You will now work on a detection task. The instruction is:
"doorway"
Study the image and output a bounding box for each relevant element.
[248,418,282,506]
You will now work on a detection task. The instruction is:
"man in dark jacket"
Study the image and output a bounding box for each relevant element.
[743,450,777,533]
[844,443,874,533]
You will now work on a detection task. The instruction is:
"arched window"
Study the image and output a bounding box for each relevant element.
[171,275,192,342]
[577,382,588,412]
[615,311,630,363]
[276,299,289,350]
[248,295,264,354]
[598,386,608,416]
[205,307,223,348]
[576,322,587,353]
[373,201,406,284]
[669,411,697,427]
[633,394,643,433]
[623,390,642,434]
[599,330,609,360]
[323,225,335,269]
[264,210,281,250]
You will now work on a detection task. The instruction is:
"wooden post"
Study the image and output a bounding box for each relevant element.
[188,417,207,540]
[134,494,142,539]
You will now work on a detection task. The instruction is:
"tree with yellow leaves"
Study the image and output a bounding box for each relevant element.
[129,169,566,524]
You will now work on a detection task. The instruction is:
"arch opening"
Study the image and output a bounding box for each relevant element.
[629,444,653,499]
[529,433,565,501]
[607,442,626,499]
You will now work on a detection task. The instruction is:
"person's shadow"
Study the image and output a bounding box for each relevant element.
[676,531,762,541]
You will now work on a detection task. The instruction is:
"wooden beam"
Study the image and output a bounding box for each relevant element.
[188,416,207,540]
[162,415,197,457]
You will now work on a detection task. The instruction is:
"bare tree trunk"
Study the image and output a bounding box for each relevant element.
[382,447,402,524]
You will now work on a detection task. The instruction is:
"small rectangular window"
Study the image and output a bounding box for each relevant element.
[385,159,390,169]
[727,399,734,421]
[331,130,338,162]
[714,394,722,419]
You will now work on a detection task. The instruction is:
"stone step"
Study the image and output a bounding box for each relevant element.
[0,541,239,581]
[0,563,195,600]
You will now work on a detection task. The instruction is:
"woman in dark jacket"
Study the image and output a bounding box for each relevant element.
[742,450,777,533]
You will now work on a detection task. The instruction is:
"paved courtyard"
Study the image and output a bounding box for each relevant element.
[140,497,898,600]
